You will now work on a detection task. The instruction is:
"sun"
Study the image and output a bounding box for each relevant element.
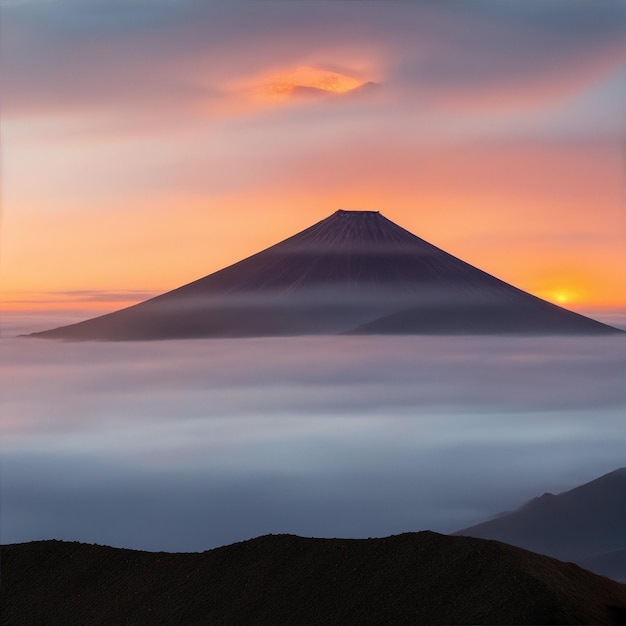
[552,290,573,305]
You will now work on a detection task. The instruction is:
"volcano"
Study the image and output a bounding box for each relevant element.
[29,210,622,340]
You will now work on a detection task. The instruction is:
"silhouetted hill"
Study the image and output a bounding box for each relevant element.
[2,532,626,625]
[455,468,626,581]
[28,210,622,340]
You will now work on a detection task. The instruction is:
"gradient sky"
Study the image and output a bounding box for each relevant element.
[2,0,625,321]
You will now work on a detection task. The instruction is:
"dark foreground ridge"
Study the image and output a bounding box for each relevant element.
[454,467,626,582]
[28,210,623,340]
[3,531,626,625]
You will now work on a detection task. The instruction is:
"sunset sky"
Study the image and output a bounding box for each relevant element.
[2,0,625,326]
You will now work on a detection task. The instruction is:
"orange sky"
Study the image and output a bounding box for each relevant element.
[1,1,625,323]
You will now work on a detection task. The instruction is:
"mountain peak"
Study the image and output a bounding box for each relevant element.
[27,211,623,340]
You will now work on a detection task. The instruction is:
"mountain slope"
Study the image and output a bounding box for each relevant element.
[344,296,616,335]
[454,468,626,579]
[28,210,622,340]
[578,549,626,583]
[3,532,626,625]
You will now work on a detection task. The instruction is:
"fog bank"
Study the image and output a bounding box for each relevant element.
[1,335,623,551]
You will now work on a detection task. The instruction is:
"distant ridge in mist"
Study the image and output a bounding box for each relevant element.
[455,468,626,581]
[28,210,623,340]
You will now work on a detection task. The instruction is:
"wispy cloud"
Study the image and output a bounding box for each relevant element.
[5,289,159,305]
[3,1,623,125]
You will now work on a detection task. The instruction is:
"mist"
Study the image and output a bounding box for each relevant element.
[1,334,623,551]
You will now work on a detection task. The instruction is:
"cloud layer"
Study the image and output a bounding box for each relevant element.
[1,334,624,551]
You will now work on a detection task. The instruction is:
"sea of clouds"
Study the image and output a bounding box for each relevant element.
[1,332,624,551]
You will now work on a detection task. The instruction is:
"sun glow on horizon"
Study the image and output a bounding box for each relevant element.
[552,291,572,304]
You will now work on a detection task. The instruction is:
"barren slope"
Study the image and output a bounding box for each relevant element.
[3,532,626,625]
